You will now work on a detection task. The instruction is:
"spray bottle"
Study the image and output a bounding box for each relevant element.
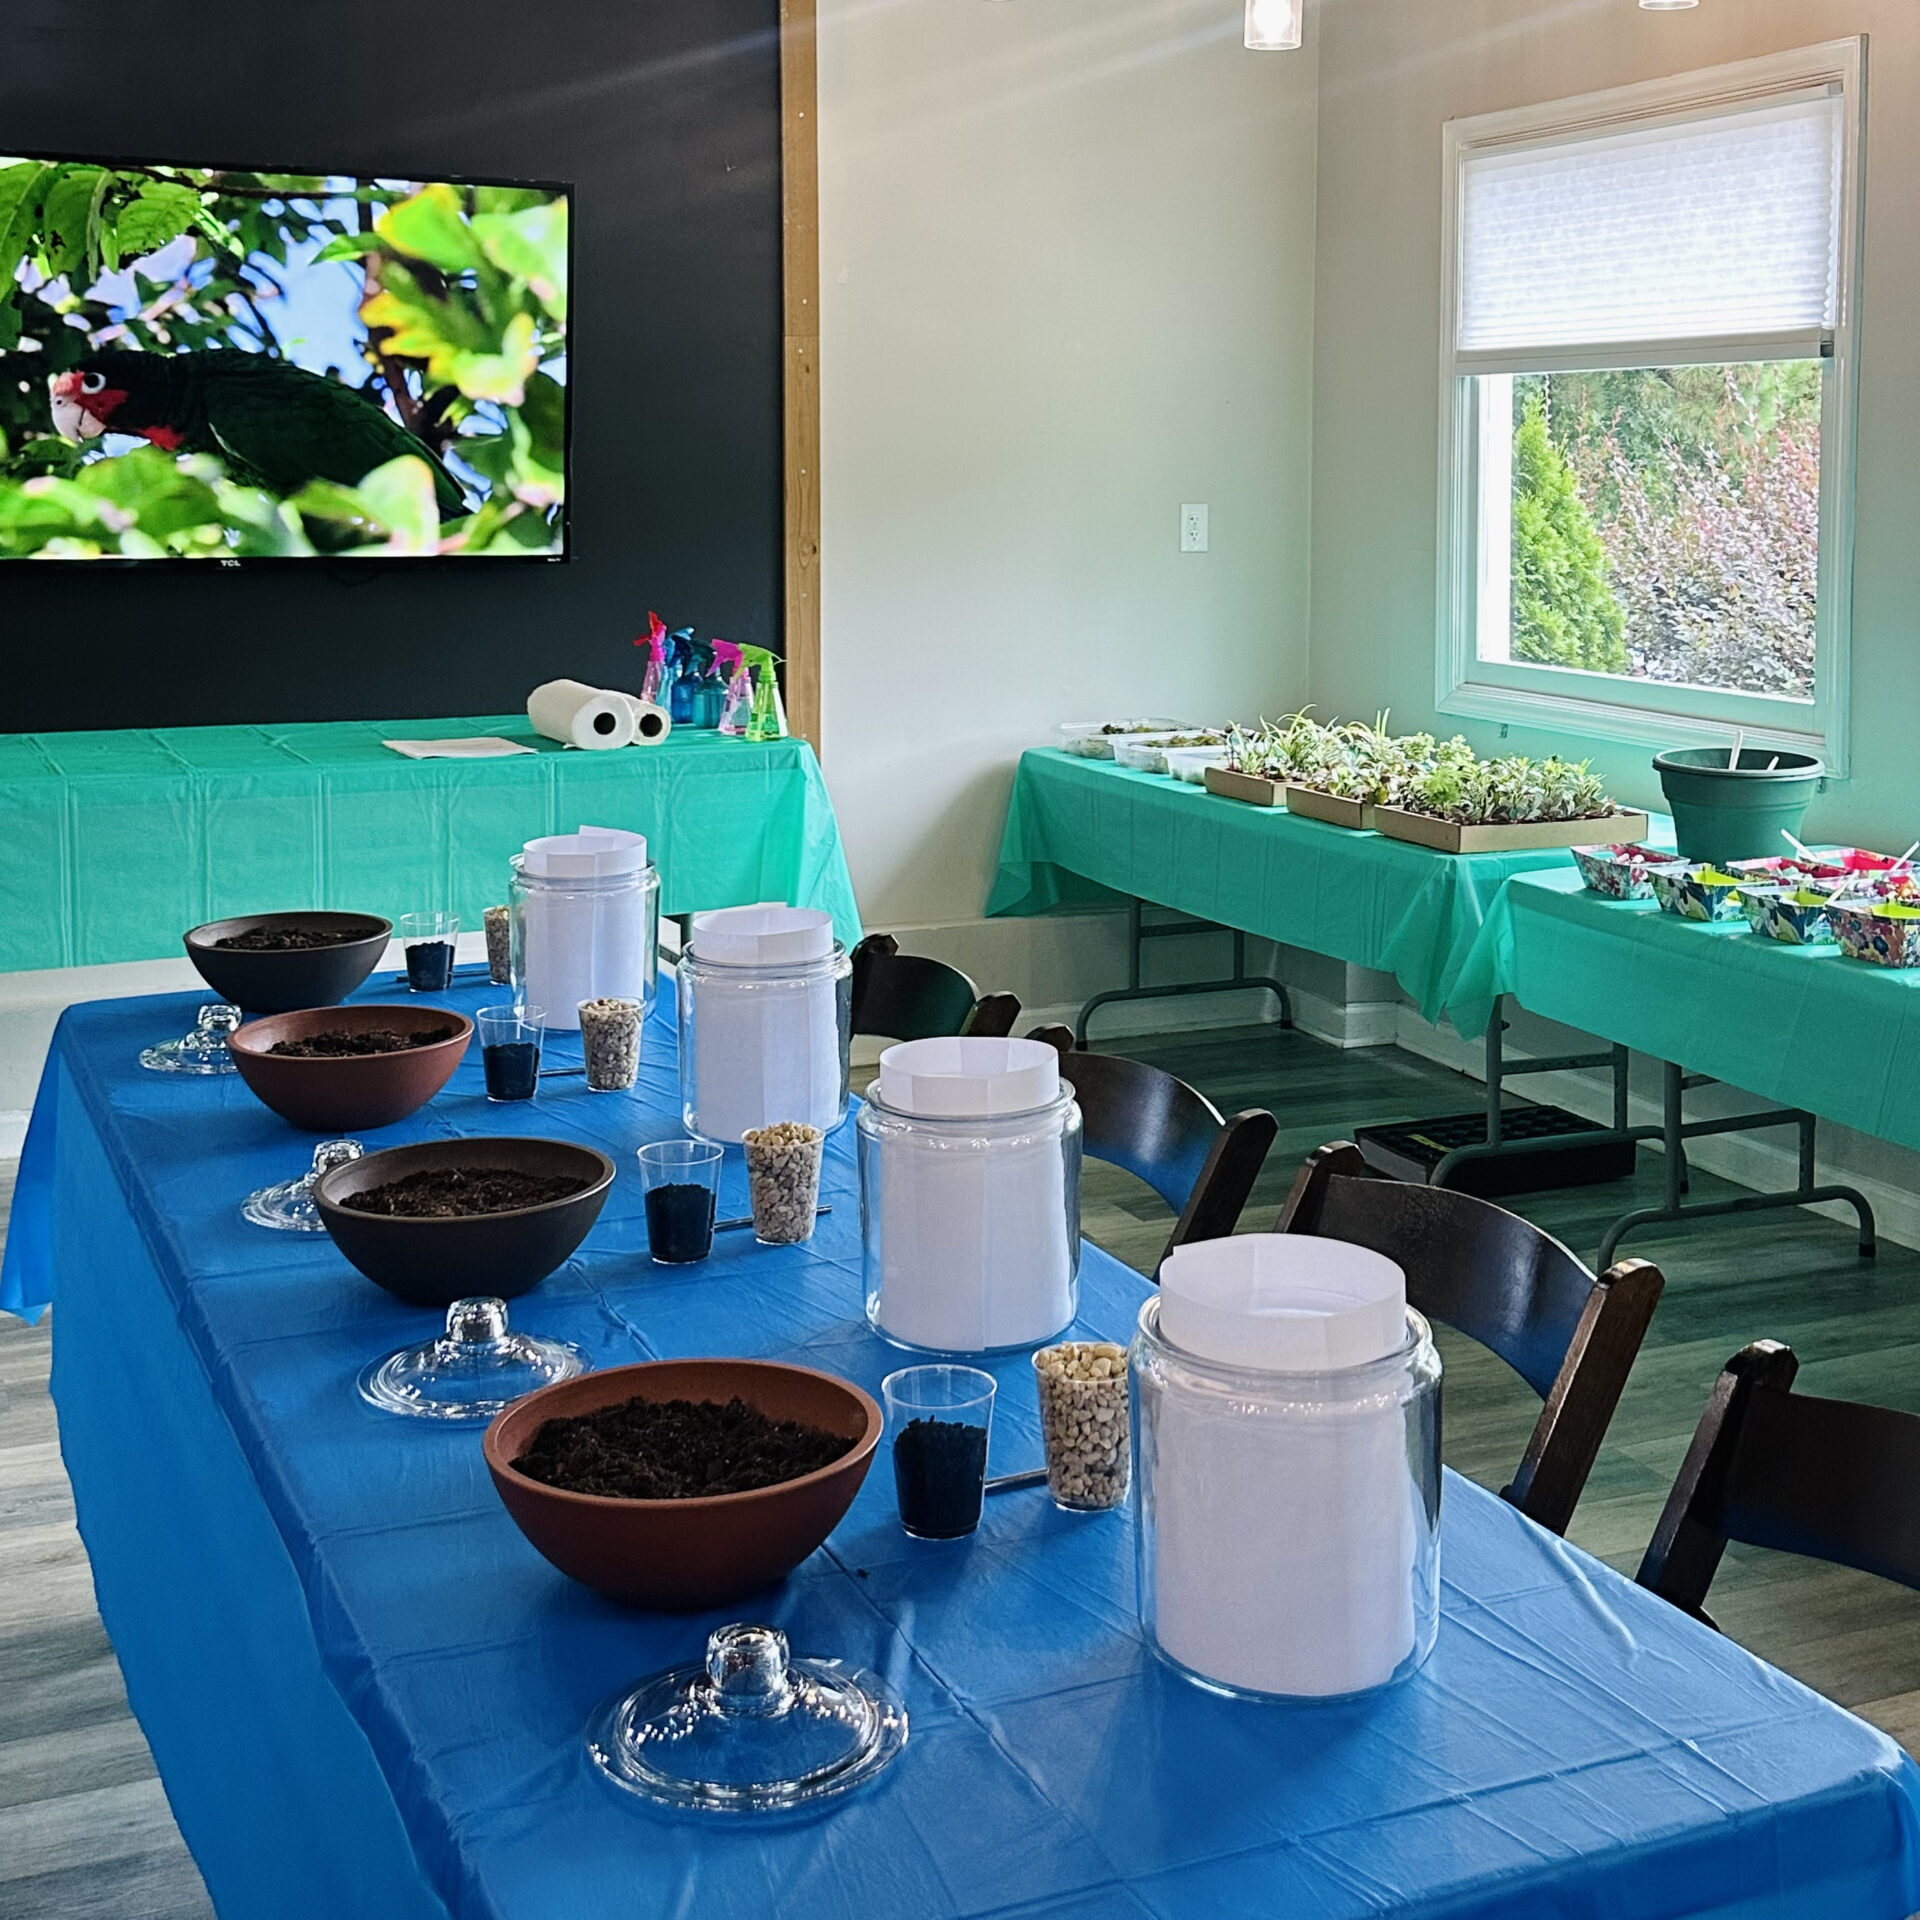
[742,645,787,742]
[666,627,701,726]
[714,641,751,735]
[635,612,669,707]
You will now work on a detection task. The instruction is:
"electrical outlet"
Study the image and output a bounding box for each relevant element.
[1180,503,1208,553]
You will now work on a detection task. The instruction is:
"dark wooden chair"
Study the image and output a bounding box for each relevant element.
[1027,1025,1277,1274]
[1277,1142,1664,1536]
[850,933,1020,1042]
[1637,1342,1920,1625]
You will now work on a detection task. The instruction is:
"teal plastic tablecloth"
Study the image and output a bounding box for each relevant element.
[1452,867,1920,1153]
[8,970,1920,1918]
[0,720,861,972]
[988,750,1630,1029]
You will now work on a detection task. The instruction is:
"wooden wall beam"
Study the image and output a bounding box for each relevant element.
[780,0,823,749]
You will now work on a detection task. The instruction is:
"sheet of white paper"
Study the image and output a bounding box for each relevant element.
[382,738,537,760]
[872,1128,1075,1351]
[1152,1390,1419,1697]
[690,973,845,1141]
[520,886,651,1031]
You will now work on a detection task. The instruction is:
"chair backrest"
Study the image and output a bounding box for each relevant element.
[1028,1025,1277,1269]
[850,934,1019,1042]
[1637,1341,1920,1620]
[1279,1142,1663,1535]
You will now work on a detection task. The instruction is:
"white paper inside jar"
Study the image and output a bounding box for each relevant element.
[869,1037,1074,1352]
[517,826,652,1032]
[691,904,834,967]
[872,1118,1075,1351]
[1149,1234,1420,1698]
[876,1036,1060,1118]
[686,906,843,1141]
[688,971,845,1142]
[521,825,650,879]
[1158,1235,1406,1372]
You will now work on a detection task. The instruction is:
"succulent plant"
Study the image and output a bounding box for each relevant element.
[1221,715,1614,825]
[1400,752,1613,824]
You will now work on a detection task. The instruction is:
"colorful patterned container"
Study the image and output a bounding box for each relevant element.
[1572,843,1681,901]
[1650,864,1748,924]
[1830,901,1920,968]
[1751,887,1838,946]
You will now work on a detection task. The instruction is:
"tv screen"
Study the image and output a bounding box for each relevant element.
[0,154,569,561]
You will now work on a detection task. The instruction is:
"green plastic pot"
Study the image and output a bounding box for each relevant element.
[1652,748,1824,865]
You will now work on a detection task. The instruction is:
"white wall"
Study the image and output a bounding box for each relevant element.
[1302,0,1920,1247]
[816,0,1320,1005]
[1307,0,1920,848]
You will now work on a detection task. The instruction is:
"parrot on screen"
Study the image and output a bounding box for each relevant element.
[49,349,466,518]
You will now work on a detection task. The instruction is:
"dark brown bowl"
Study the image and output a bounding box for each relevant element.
[230,1004,472,1132]
[314,1135,615,1306]
[185,912,393,1013]
[484,1360,882,1609]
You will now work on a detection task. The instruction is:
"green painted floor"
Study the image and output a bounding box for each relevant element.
[1076,1019,1920,1757]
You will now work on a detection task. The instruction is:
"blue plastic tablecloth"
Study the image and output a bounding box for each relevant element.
[10,972,1920,1919]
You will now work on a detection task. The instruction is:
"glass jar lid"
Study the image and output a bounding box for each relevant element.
[242,1138,363,1232]
[589,1623,908,1812]
[357,1297,588,1423]
[139,1002,241,1075]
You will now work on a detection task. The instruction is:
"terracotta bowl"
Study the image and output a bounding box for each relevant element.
[185,912,393,1013]
[230,1004,472,1132]
[484,1360,883,1610]
[314,1136,615,1307]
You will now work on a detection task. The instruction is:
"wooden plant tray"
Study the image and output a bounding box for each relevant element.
[1204,765,1286,808]
[1372,808,1650,855]
[1283,786,1375,831]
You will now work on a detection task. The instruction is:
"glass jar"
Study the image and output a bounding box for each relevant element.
[858,1063,1082,1356]
[508,830,660,1035]
[1131,1293,1441,1702]
[677,939,852,1144]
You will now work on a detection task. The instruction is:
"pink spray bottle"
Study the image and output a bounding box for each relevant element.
[714,640,752,735]
[635,612,670,707]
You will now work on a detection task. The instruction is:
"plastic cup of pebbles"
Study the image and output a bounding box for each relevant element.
[1033,1342,1130,1512]
[578,997,643,1092]
[484,905,512,986]
[742,1121,824,1246]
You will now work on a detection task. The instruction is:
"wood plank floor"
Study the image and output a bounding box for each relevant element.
[4,1020,1919,1914]
[0,1162,215,1919]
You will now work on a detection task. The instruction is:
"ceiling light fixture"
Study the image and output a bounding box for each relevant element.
[1638,0,1699,10]
[1244,0,1302,50]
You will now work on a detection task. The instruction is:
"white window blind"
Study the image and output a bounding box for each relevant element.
[1456,93,1842,362]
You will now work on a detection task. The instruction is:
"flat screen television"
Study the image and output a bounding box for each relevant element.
[0,152,570,561]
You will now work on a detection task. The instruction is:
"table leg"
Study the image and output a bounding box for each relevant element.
[1594,1060,1878,1269]
[1074,898,1291,1045]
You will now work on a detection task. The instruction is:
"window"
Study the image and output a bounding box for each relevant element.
[1437,43,1864,772]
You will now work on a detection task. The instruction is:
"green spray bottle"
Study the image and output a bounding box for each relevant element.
[740,646,787,741]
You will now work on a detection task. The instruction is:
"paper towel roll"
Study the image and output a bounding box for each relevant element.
[615,694,673,744]
[527,680,637,751]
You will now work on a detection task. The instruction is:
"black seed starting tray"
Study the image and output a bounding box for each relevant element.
[1353,1103,1637,1199]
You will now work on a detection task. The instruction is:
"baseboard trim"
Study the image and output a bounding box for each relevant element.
[1394,1007,1920,1253]
[1020,988,1291,1042]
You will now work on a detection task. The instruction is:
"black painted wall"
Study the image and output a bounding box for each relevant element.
[0,0,784,732]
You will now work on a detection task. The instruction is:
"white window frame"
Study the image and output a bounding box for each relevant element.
[1435,40,1866,776]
